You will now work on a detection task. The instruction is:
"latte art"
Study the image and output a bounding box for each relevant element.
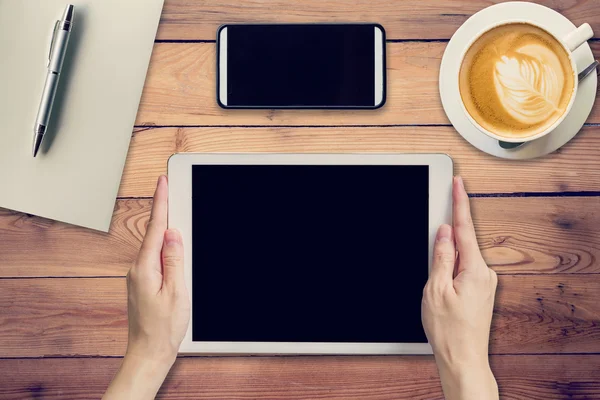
[459,23,575,139]
[494,53,562,125]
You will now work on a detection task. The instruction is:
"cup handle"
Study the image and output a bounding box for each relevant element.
[563,23,594,52]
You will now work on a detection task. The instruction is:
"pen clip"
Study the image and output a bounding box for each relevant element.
[48,20,60,64]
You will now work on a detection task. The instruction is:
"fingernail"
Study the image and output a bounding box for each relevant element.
[436,224,452,243]
[165,229,181,245]
[456,176,464,190]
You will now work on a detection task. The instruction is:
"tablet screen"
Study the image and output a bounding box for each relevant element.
[192,165,429,343]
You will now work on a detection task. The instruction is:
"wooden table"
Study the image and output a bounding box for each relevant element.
[2,1,600,398]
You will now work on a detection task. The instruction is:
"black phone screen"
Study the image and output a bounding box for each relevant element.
[192,165,429,343]
[220,24,385,108]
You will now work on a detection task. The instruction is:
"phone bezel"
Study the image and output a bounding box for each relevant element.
[216,23,387,109]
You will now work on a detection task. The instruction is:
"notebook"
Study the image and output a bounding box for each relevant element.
[0,0,164,231]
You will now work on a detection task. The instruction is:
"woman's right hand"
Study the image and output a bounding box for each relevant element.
[422,176,499,400]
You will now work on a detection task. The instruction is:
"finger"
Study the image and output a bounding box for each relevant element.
[139,175,169,263]
[429,224,456,283]
[162,229,185,290]
[453,176,481,264]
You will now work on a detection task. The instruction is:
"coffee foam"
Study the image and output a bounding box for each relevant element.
[459,23,575,139]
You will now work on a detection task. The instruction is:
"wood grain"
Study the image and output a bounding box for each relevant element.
[475,197,600,274]
[135,42,600,126]
[0,201,147,277]
[1,196,599,278]
[1,355,600,399]
[118,126,600,198]
[157,0,600,40]
[0,278,128,357]
[0,275,598,357]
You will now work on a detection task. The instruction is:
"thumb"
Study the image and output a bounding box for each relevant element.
[430,224,456,283]
[162,229,185,290]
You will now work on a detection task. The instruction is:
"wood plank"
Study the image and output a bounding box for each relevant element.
[1,196,599,278]
[135,42,600,126]
[475,197,600,274]
[0,275,598,357]
[1,355,600,399]
[157,0,600,40]
[0,278,128,357]
[491,275,600,354]
[119,126,600,198]
[0,200,147,277]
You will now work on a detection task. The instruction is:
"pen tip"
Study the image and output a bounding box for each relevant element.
[33,126,45,157]
[63,4,74,22]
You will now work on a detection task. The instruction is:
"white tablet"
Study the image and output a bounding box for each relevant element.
[168,153,453,355]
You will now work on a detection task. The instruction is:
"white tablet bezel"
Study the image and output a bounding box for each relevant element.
[168,153,453,355]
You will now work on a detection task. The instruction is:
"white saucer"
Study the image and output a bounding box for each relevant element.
[439,1,597,160]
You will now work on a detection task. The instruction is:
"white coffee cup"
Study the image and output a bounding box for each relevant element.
[457,21,594,143]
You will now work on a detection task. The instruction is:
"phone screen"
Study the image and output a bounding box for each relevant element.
[219,24,385,108]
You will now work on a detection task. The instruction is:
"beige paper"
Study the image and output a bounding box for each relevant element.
[0,0,164,231]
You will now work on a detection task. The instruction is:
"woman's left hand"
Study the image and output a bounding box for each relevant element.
[103,175,190,400]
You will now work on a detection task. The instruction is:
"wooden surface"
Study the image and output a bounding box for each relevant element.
[136,42,600,126]
[3,356,600,399]
[1,275,599,357]
[1,0,600,398]
[156,0,600,40]
[117,126,600,197]
[2,196,599,278]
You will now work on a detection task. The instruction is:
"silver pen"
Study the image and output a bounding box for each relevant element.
[33,4,74,157]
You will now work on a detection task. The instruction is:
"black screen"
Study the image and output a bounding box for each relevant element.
[192,165,429,343]
[223,24,380,107]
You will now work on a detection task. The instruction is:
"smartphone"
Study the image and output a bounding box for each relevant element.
[217,24,386,109]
